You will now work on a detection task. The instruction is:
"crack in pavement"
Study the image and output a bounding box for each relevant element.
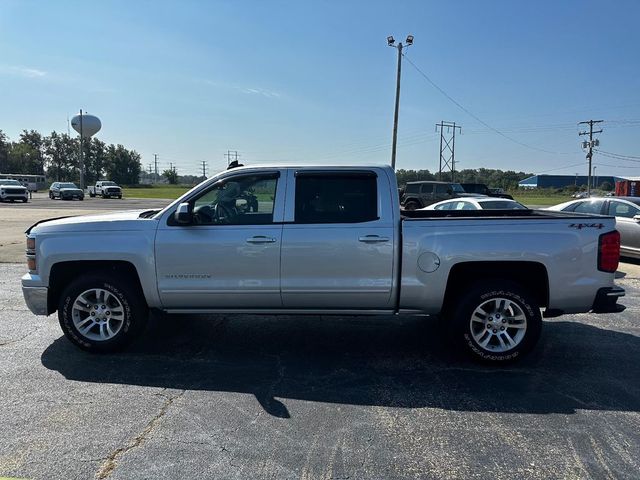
[94,389,186,479]
[0,325,44,347]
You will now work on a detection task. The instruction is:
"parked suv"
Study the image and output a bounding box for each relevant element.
[460,183,514,199]
[401,181,477,210]
[49,182,84,200]
[0,179,29,202]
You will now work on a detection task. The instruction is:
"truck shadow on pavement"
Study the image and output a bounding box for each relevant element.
[41,314,640,418]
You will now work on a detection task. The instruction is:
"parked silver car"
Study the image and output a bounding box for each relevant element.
[422,197,528,211]
[547,196,640,259]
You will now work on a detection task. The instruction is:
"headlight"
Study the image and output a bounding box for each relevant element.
[26,237,36,271]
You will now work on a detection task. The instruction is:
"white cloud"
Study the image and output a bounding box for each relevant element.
[0,65,47,78]
[240,87,281,98]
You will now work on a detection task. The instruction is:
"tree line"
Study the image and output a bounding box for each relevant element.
[0,129,142,185]
[396,168,533,190]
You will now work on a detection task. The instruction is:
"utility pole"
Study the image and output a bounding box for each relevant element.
[224,150,240,166]
[201,161,208,179]
[387,34,413,170]
[153,154,159,184]
[436,121,462,181]
[78,109,84,189]
[578,120,603,197]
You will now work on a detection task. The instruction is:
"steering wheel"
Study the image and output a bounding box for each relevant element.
[193,204,215,224]
[214,202,235,223]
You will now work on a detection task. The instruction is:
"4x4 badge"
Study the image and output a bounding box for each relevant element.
[569,223,605,230]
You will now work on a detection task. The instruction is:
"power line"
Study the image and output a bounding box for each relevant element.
[597,149,640,160]
[401,54,573,155]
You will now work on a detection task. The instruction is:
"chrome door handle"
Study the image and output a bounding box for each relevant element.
[246,236,277,244]
[358,235,390,243]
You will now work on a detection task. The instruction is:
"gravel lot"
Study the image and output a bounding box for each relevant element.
[0,198,639,479]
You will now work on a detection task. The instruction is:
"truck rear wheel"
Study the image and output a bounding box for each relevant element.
[450,281,542,363]
[404,201,420,211]
[58,274,148,353]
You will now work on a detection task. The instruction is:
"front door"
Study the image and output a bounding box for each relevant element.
[155,171,284,308]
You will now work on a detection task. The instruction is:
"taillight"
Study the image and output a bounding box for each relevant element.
[598,230,620,273]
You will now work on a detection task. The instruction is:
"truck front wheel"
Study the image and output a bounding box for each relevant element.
[58,274,148,353]
[450,281,542,363]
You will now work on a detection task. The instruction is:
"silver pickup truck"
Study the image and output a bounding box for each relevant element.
[21,165,625,363]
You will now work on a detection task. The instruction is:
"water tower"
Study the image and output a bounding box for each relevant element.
[71,110,101,189]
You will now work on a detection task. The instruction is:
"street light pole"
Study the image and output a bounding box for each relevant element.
[388,34,413,170]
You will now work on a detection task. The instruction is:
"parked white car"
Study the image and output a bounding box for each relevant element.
[421,197,528,211]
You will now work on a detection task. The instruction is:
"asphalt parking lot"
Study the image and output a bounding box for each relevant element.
[1,198,639,479]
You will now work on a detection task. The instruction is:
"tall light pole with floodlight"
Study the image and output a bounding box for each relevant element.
[388,34,413,170]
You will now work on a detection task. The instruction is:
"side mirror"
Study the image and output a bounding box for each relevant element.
[633,214,640,223]
[174,202,192,224]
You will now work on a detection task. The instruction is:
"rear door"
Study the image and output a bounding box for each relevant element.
[280,169,395,309]
[607,200,640,255]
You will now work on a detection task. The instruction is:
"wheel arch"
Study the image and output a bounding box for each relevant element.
[48,260,146,314]
[442,261,549,316]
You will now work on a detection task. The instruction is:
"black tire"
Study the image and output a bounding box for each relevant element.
[118,195,122,199]
[22,199,27,203]
[404,201,420,211]
[449,280,542,363]
[49,192,53,199]
[58,274,148,353]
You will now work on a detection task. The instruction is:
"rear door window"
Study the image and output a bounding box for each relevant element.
[420,183,433,194]
[295,173,378,224]
[608,201,640,218]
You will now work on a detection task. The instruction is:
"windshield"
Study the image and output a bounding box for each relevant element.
[101,181,116,186]
[0,179,21,186]
[450,183,465,193]
[60,183,78,189]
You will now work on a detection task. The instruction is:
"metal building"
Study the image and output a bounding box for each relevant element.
[518,174,624,189]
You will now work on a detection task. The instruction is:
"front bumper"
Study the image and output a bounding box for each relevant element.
[592,286,626,313]
[22,285,49,316]
[1,193,28,201]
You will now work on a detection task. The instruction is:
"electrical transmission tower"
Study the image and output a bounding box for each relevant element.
[436,121,462,181]
[224,150,240,167]
[200,161,208,179]
[578,120,603,196]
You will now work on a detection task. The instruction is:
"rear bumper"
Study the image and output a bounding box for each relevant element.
[592,286,626,313]
[22,286,49,315]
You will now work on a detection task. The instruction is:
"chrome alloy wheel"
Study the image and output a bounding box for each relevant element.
[469,297,527,353]
[71,288,125,341]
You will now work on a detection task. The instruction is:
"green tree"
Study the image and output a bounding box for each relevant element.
[44,132,79,181]
[105,144,141,185]
[0,130,10,172]
[19,130,46,174]
[600,181,613,192]
[163,168,178,184]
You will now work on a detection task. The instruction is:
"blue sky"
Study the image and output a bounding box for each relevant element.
[1,0,639,177]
